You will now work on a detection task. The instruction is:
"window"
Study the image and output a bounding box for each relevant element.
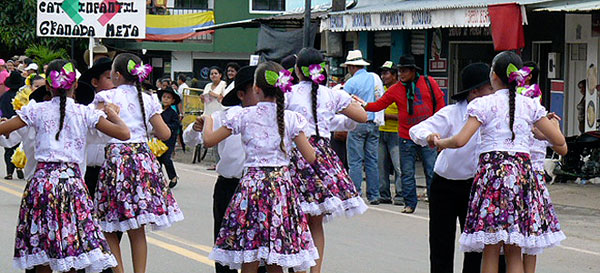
[175,0,209,9]
[252,0,285,12]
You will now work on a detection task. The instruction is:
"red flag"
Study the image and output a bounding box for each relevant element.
[488,3,525,51]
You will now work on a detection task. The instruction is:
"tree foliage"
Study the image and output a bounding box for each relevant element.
[25,44,70,67]
[0,0,79,54]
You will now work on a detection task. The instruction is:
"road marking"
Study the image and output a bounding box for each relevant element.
[557,245,600,257]
[367,206,429,221]
[1,180,26,190]
[0,184,22,198]
[152,231,213,253]
[174,164,219,179]
[147,237,215,267]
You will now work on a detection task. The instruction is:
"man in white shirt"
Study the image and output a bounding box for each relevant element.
[409,63,494,273]
[183,66,267,273]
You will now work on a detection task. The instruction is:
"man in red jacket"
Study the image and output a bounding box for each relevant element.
[357,55,445,213]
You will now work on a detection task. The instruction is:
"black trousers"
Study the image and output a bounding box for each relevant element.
[4,145,17,176]
[158,146,177,180]
[429,173,481,273]
[213,176,266,273]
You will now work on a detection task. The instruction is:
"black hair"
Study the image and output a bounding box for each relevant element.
[32,75,44,82]
[255,61,287,153]
[45,59,70,140]
[209,66,224,81]
[113,53,150,139]
[281,54,299,85]
[296,47,324,138]
[225,62,240,84]
[178,74,187,83]
[492,51,523,141]
[161,78,171,84]
[24,58,33,65]
[523,61,539,85]
[579,80,587,88]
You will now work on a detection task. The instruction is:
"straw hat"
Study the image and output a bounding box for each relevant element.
[340,50,370,67]
[83,44,116,66]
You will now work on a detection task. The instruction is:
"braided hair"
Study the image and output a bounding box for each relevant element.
[296,47,324,138]
[113,53,149,138]
[492,51,523,141]
[255,61,287,153]
[45,59,70,140]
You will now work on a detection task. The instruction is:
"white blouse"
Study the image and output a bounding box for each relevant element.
[203,80,227,115]
[17,98,105,165]
[225,102,307,168]
[467,89,547,154]
[410,100,480,180]
[93,84,162,143]
[285,81,352,138]
[530,137,551,172]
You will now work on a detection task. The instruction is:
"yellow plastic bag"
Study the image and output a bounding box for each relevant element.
[11,145,27,169]
[148,138,169,157]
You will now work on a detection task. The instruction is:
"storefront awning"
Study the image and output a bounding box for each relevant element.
[321,0,547,32]
[533,0,600,12]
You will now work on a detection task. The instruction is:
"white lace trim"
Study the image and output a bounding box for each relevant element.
[324,196,368,223]
[99,210,184,232]
[300,196,344,216]
[13,247,117,273]
[208,246,319,271]
[459,230,566,254]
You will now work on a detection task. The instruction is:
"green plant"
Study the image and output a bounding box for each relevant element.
[25,45,70,68]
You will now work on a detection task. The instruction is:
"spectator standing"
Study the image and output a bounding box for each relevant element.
[0,59,9,95]
[0,72,24,179]
[224,62,240,95]
[357,54,445,213]
[203,66,227,170]
[341,50,382,205]
[378,61,403,205]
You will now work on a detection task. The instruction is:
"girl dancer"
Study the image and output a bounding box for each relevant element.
[286,48,368,273]
[518,61,565,273]
[10,59,130,272]
[93,53,184,273]
[203,61,319,273]
[434,51,567,273]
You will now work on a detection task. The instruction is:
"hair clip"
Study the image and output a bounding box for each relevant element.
[265,69,294,93]
[127,59,153,82]
[47,62,76,90]
[507,64,533,87]
[301,62,326,85]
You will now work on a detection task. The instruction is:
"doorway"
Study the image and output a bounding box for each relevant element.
[566,43,587,137]
[449,42,495,101]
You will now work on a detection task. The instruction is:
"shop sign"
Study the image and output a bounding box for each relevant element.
[36,0,146,38]
[323,8,490,32]
[429,29,447,72]
[434,77,448,89]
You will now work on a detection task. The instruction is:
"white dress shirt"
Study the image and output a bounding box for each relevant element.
[183,106,245,179]
[0,127,35,180]
[410,100,481,180]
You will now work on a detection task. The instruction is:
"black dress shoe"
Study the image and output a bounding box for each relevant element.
[369,200,380,205]
[379,199,393,204]
[4,174,12,180]
[168,178,178,189]
[16,169,24,179]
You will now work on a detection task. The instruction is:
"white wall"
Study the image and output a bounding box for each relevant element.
[171,51,193,79]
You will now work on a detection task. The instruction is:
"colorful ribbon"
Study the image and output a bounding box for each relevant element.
[265,69,294,93]
[127,60,153,82]
[47,63,76,90]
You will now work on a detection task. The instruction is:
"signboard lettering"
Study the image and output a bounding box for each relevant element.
[37,0,146,38]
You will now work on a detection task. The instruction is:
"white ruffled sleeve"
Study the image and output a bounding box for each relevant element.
[286,110,308,139]
[223,109,244,135]
[93,90,113,104]
[16,101,36,126]
[331,87,353,112]
[146,93,163,119]
[84,106,108,129]
[531,98,548,123]
[466,97,489,125]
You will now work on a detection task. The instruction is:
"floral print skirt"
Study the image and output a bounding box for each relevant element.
[13,162,117,272]
[208,166,319,271]
[289,136,367,222]
[459,152,565,253]
[94,143,184,232]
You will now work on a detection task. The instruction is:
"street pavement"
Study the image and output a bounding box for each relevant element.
[0,157,599,272]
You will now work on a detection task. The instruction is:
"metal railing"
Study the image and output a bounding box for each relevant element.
[147,6,213,42]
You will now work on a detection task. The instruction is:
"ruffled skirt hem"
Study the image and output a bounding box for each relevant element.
[459,230,566,255]
[324,196,368,223]
[208,246,319,271]
[13,248,117,273]
[99,210,184,233]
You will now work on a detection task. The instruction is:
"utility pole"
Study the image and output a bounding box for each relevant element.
[303,0,311,47]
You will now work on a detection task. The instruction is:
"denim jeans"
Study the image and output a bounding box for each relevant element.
[378,131,402,202]
[399,138,437,209]
[347,122,380,201]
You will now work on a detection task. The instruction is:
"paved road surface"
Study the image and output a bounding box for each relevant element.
[0,161,599,272]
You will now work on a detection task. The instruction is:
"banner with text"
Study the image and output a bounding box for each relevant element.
[37,0,146,39]
[322,8,492,32]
